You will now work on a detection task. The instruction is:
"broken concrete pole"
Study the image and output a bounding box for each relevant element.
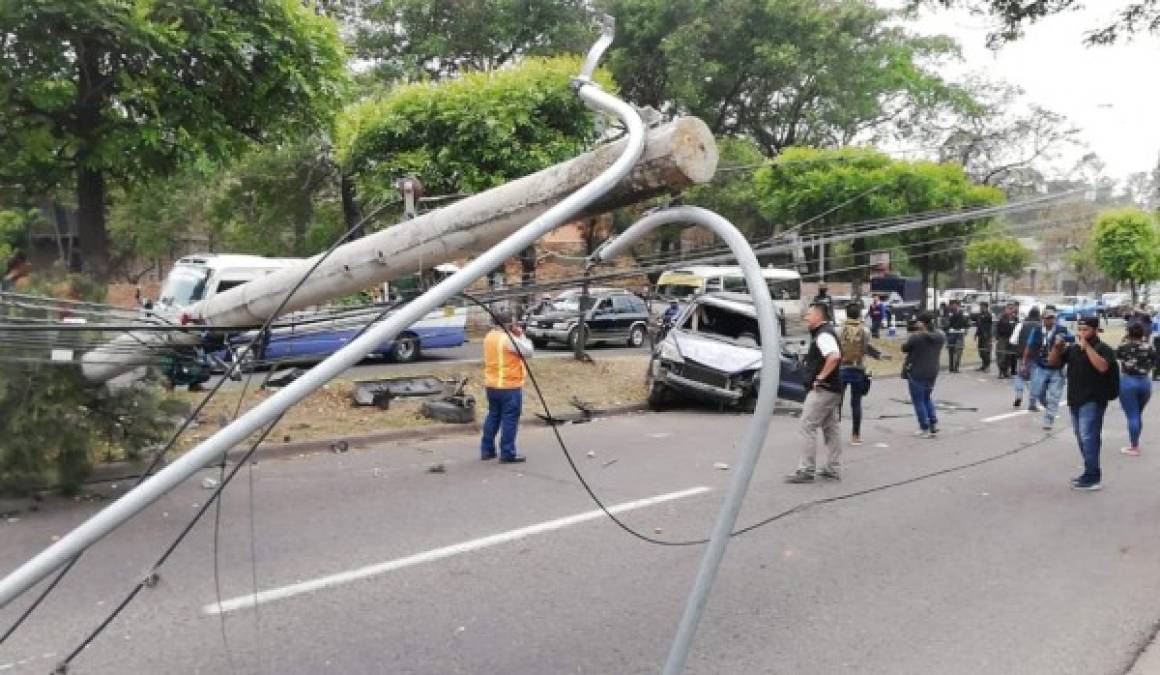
[82,117,717,382]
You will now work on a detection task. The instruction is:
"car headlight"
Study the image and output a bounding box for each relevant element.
[659,339,683,363]
[551,322,571,329]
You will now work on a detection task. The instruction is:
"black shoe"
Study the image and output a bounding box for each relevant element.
[1072,478,1102,491]
[785,470,814,484]
[1028,404,1040,412]
[928,425,939,437]
[481,453,497,461]
[499,455,527,464]
[817,467,841,481]
[1012,399,1021,408]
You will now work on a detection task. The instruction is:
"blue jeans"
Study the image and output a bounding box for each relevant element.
[1012,365,1026,400]
[1120,374,1152,447]
[1031,365,1065,424]
[481,387,523,459]
[1070,400,1107,482]
[907,377,937,431]
[840,367,867,435]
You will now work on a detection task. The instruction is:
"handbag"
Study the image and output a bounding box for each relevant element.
[858,370,872,396]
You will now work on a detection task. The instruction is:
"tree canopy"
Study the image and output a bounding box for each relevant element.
[1091,207,1160,302]
[917,1,1160,45]
[0,0,348,278]
[353,0,595,80]
[965,236,1031,294]
[336,56,610,207]
[750,147,1004,289]
[603,0,966,153]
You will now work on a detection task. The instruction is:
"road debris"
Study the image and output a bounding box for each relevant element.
[713,462,730,470]
[201,477,220,490]
[427,462,446,474]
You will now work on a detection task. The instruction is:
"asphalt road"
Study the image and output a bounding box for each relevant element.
[3,369,1160,674]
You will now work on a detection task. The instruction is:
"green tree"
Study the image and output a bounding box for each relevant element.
[750,147,1004,298]
[917,1,1159,45]
[965,236,1031,297]
[336,56,609,206]
[0,0,348,280]
[603,0,965,154]
[353,0,594,80]
[1091,208,1160,303]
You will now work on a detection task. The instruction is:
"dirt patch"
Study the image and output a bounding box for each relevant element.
[175,354,651,449]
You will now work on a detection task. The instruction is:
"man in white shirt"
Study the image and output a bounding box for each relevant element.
[787,303,844,483]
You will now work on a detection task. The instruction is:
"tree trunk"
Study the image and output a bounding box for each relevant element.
[341,173,363,238]
[1130,279,1138,305]
[76,165,110,280]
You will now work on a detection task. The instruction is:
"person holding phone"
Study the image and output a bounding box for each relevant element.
[1047,317,1119,491]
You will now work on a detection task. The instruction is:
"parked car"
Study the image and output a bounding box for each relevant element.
[1051,295,1100,322]
[1101,292,1132,318]
[525,288,650,349]
[649,292,808,411]
[223,303,468,369]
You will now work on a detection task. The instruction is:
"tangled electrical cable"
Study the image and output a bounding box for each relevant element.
[464,292,1065,547]
[0,197,402,655]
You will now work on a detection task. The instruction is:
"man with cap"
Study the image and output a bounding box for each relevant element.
[1023,305,1072,429]
[480,311,535,463]
[1047,316,1119,491]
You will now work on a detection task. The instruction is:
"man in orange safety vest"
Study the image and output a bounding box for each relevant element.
[481,311,535,463]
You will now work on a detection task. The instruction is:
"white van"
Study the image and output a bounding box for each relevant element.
[153,254,298,316]
[655,265,803,317]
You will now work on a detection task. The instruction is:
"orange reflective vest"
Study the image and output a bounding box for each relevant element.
[483,330,526,389]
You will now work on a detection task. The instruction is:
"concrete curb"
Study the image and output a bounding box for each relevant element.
[72,402,652,487]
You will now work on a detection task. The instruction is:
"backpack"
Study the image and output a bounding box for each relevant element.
[839,323,866,366]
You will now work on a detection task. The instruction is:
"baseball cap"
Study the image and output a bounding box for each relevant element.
[1042,307,1057,318]
[1079,316,1101,330]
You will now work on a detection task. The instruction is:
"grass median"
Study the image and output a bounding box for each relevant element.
[173,354,653,450]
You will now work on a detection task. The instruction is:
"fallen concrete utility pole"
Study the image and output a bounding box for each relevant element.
[590,206,780,675]
[82,116,718,383]
[0,20,687,609]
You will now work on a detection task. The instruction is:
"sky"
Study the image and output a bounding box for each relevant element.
[886,1,1160,182]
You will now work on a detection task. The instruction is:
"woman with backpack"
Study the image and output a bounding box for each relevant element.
[1116,321,1156,457]
[838,303,884,446]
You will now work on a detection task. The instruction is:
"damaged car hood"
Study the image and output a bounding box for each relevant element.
[671,331,763,373]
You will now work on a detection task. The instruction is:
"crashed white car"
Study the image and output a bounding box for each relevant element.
[649,292,808,411]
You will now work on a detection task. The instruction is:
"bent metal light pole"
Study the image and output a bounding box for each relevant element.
[591,206,781,675]
[0,18,645,610]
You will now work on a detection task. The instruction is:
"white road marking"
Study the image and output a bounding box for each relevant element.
[982,410,1029,423]
[204,486,712,615]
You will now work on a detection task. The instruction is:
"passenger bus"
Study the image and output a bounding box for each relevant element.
[655,265,803,323]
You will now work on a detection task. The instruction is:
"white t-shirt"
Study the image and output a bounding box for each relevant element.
[816,332,840,357]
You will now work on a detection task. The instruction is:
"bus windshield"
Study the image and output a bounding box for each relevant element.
[157,266,209,309]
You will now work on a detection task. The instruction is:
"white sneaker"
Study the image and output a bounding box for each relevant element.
[914,430,931,438]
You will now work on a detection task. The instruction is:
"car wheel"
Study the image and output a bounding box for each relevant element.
[627,324,646,347]
[567,326,588,350]
[391,335,421,363]
[532,338,548,349]
[647,382,671,411]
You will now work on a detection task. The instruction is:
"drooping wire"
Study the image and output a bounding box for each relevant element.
[0,198,400,648]
[463,292,1064,548]
[54,415,284,672]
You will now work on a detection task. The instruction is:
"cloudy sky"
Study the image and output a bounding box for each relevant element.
[890,2,1160,182]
